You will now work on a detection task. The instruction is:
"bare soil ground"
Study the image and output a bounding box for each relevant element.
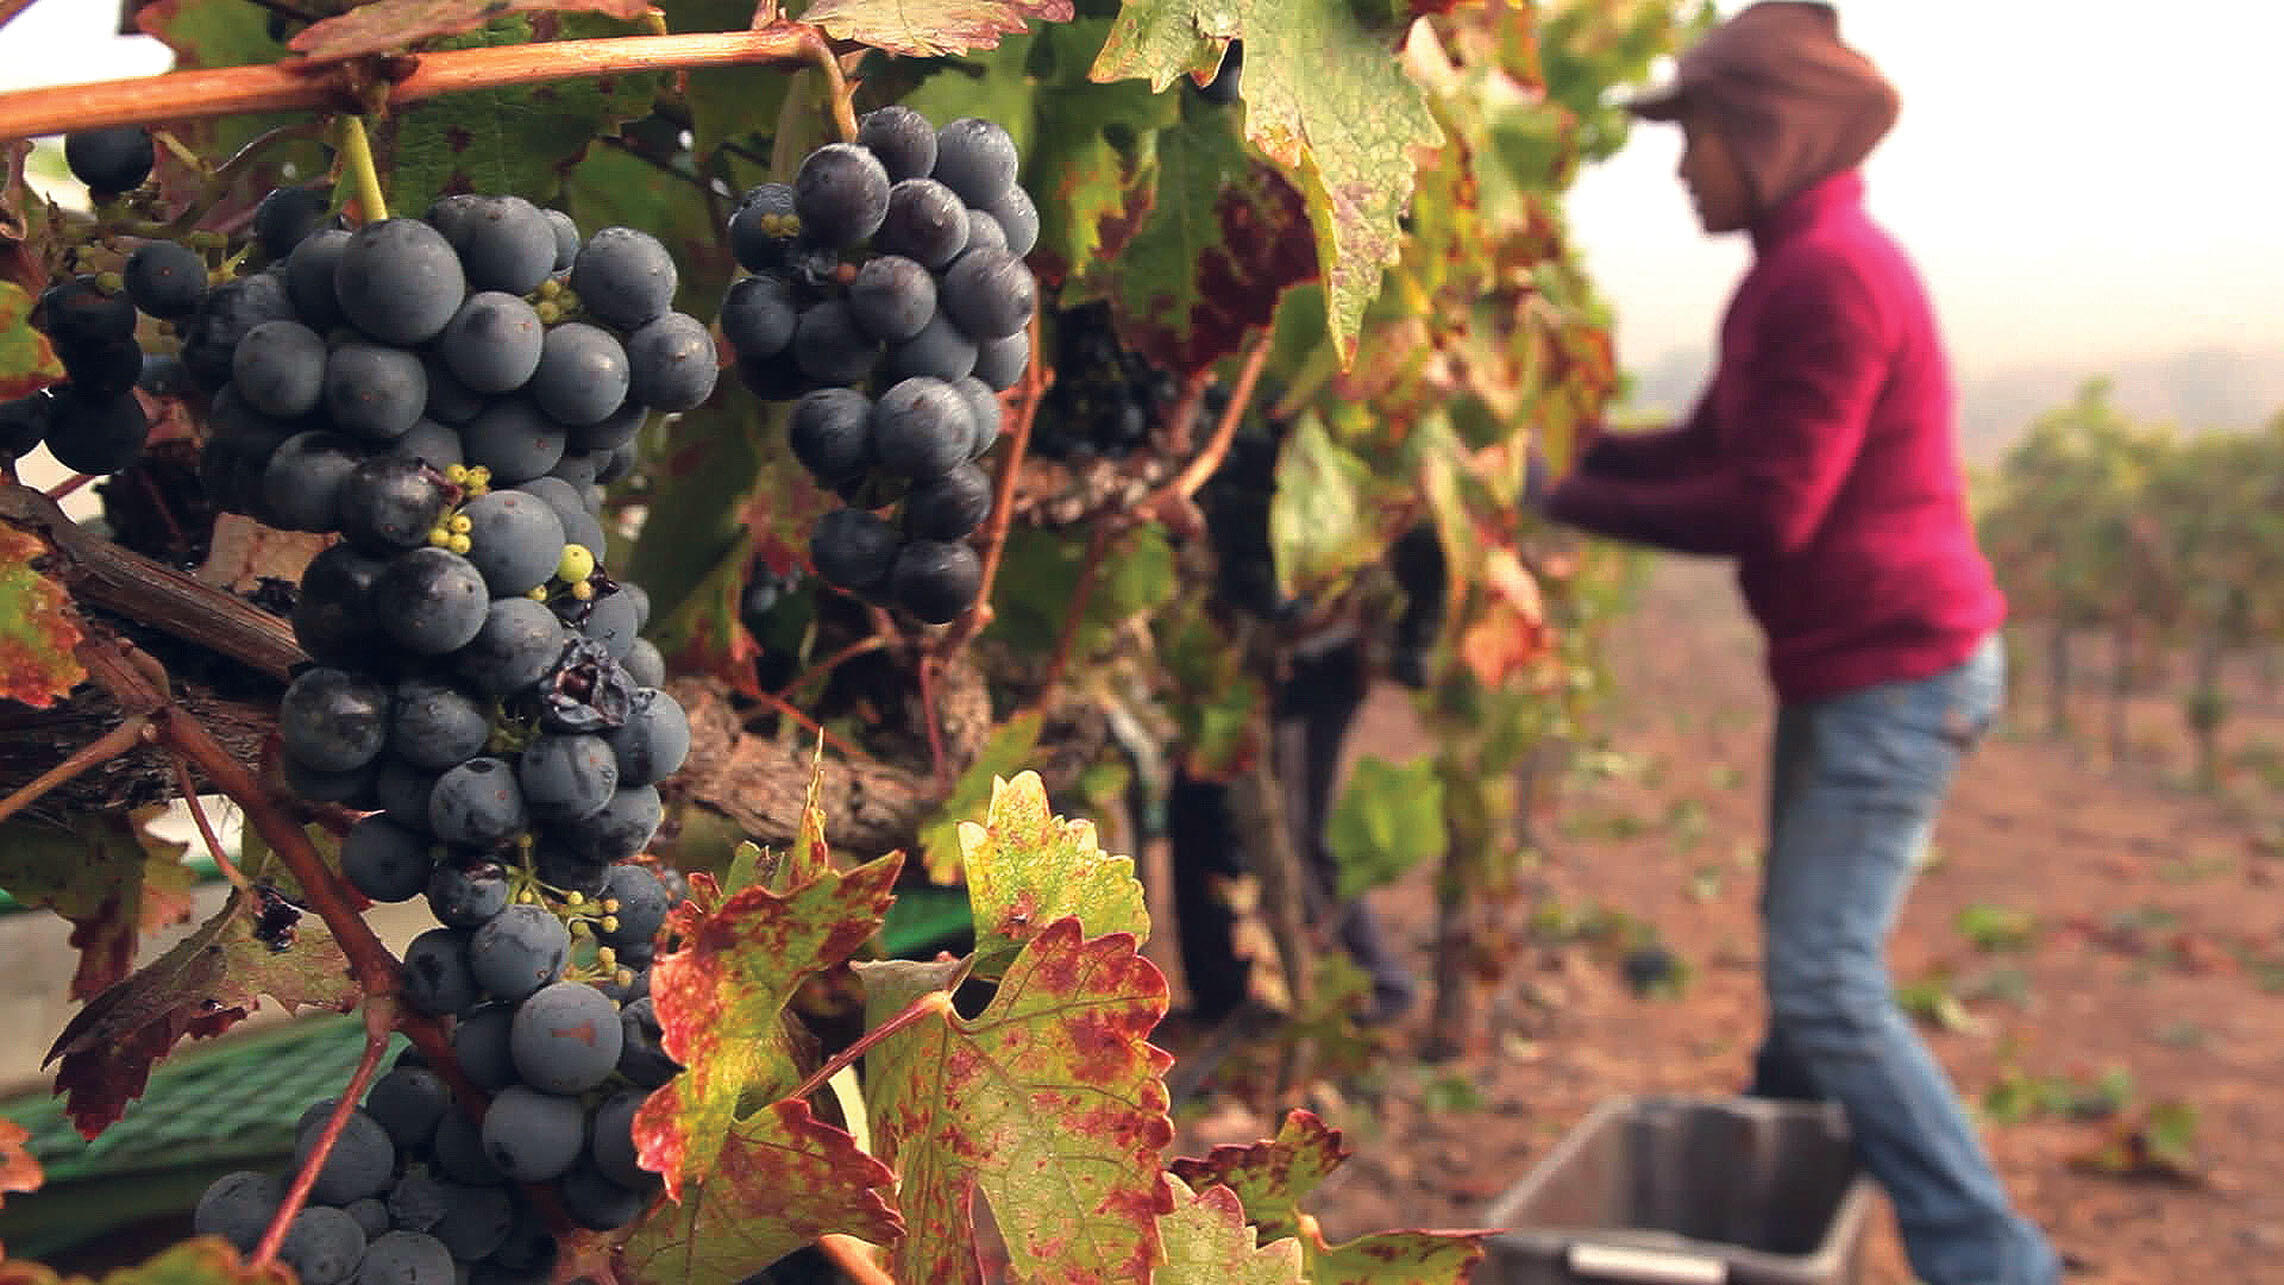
[1176,556,2284,1284]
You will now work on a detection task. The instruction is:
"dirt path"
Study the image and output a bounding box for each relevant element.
[1203,556,2284,1284]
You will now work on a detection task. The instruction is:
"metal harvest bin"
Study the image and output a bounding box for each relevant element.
[1478,1096,1880,1285]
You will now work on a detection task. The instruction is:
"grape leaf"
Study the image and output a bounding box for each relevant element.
[1157,1176,1305,1284]
[1268,413,1389,598]
[1325,754,1445,902]
[634,851,902,1198]
[857,919,1175,1284]
[1170,1109,1486,1283]
[801,0,1073,57]
[612,1098,901,1284]
[134,1,331,217]
[1083,98,1315,376]
[959,770,1149,970]
[1091,0,1442,366]
[290,0,659,60]
[1169,1109,1345,1240]
[915,709,1042,884]
[44,886,358,1139]
[0,281,59,400]
[374,15,661,218]
[1453,544,1547,689]
[983,523,1175,660]
[0,813,200,1002]
[0,524,85,711]
[0,1239,292,1284]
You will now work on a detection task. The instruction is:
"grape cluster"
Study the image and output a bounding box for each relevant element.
[187,197,705,1282]
[717,107,1039,624]
[1028,303,1211,461]
[188,958,673,1285]
[0,128,169,475]
[189,193,710,535]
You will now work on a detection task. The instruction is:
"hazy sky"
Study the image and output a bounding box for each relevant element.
[4,0,2278,385]
[1569,2,2284,380]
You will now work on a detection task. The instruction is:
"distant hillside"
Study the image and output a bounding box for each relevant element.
[1617,344,2284,462]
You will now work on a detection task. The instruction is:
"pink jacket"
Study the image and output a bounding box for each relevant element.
[1546,170,2005,703]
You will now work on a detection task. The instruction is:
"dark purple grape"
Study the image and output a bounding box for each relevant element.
[904,462,993,540]
[941,247,1036,340]
[468,903,570,1002]
[889,538,982,624]
[624,311,717,412]
[456,597,568,697]
[439,291,545,394]
[788,388,870,485]
[64,126,152,195]
[462,395,569,486]
[569,226,677,331]
[875,178,968,270]
[375,547,489,655]
[253,186,336,262]
[794,143,891,248]
[848,255,936,343]
[931,117,1019,209]
[124,240,208,319]
[858,105,938,182]
[334,218,467,346]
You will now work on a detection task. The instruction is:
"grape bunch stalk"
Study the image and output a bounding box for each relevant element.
[718,108,1040,624]
[138,178,711,1284]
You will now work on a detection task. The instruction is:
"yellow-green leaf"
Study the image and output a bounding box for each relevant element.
[960,770,1149,971]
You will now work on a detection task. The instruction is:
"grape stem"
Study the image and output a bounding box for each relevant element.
[167,754,256,894]
[43,473,95,502]
[746,684,883,767]
[785,988,953,1104]
[1142,327,1275,523]
[772,632,886,702]
[805,37,860,144]
[248,1000,394,1268]
[942,312,1050,653]
[1034,518,1113,706]
[0,25,841,142]
[334,114,387,222]
[0,714,152,827]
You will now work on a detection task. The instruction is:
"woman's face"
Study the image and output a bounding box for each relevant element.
[1677,108,1753,234]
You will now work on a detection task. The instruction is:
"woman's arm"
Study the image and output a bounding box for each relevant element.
[1544,259,1890,557]
[1574,393,1718,478]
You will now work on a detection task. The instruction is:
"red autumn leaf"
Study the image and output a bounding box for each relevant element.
[0,814,201,1002]
[634,851,902,1199]
[45,887,358,1139]
[856,918,1176,1284]
[611,1098,902,1283]
[1171,1110,1487,1283]
[798,0,1073,58]
[1170,1110,1348,1240]
[0,523,85,711]
[288,0,658,61]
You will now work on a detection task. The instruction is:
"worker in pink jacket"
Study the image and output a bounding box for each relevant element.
[1542,6,2062,1282]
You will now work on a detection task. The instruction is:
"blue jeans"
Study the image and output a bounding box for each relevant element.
[1749,634,2061,1285]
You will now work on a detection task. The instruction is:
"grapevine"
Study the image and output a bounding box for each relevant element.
[0,2,1700,1281]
